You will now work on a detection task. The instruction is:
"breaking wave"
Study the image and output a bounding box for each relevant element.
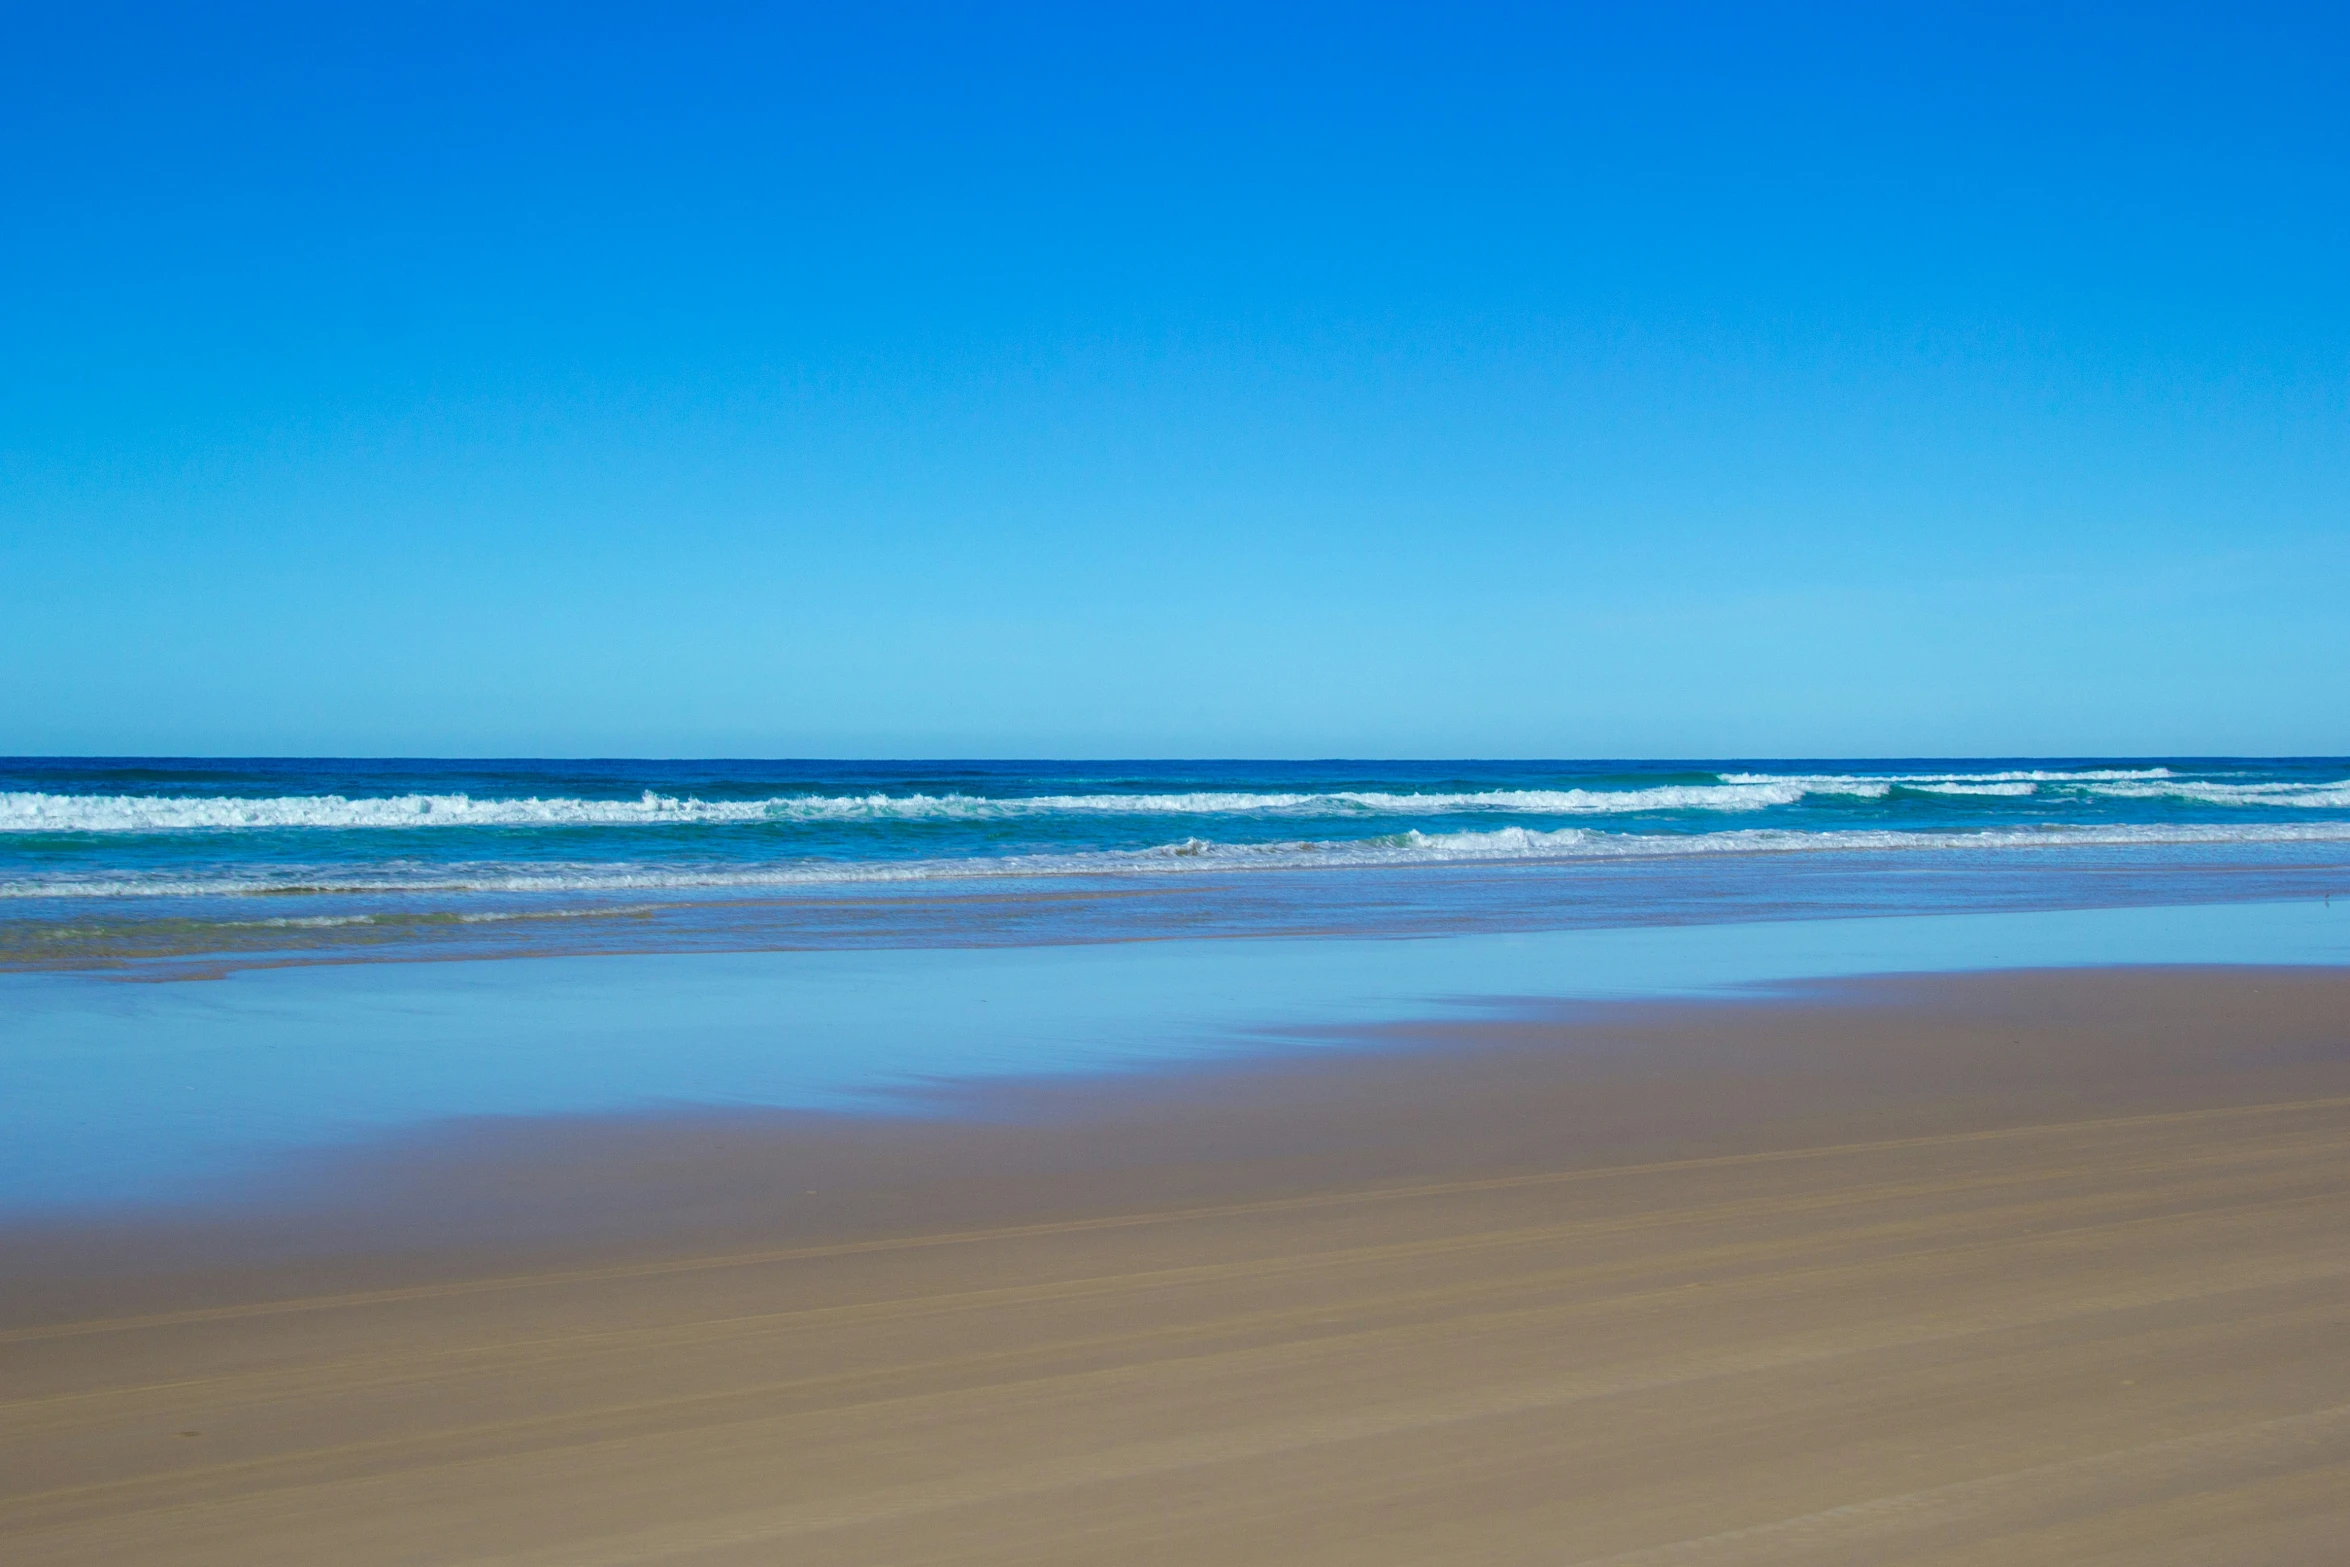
[12,818,2350,899]
[0,783,1839,830]
[11,766,2346,833]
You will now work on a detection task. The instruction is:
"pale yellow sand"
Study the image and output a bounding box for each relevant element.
[5,966,2349,1565]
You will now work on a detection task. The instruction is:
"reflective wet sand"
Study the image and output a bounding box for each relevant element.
[6,967,2349,1564]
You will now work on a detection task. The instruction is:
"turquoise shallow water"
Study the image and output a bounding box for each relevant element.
[4,898,2346,1216]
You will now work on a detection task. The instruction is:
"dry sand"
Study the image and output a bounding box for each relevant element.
[5,964,2349,1564]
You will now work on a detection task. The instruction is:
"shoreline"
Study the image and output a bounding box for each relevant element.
[5,963,2345,1269]
[10,837,2349,977]
[8,899,2349,1220]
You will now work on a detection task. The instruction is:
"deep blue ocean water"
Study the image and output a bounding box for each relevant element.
[6,757,2350,971]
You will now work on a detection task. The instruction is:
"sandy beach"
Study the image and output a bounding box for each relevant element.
[6,964,2349,1565]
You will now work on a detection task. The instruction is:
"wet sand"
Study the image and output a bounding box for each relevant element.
[5,965,2350,1564]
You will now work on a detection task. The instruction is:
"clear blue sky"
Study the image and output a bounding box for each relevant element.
[5,3,2345,758]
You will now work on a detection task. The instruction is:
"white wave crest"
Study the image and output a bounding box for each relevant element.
[1727,768,2350,806]
[0,791,786,831]
[1349,819,2350,864]
[0,780,1898,832]
[1903,782,2039,797]
[1721,768,2178,792]
[10,819,2350,899]
[2080,779,2350,808]
[4,768,2342,841]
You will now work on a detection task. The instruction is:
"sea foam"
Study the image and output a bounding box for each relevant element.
[0,780,1874,831]
[11,818,2350,899]
[18,769,2344,833]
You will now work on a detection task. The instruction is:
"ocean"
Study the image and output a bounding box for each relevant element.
[8,755,2350,1210]
[6,756,2349,973]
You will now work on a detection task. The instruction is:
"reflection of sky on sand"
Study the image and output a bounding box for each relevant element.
[4,898,2346,1215]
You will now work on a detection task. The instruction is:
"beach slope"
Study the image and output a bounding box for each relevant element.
[5,966,2349,1565]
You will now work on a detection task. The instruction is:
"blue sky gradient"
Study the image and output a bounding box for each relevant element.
[5,2,2345,756]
